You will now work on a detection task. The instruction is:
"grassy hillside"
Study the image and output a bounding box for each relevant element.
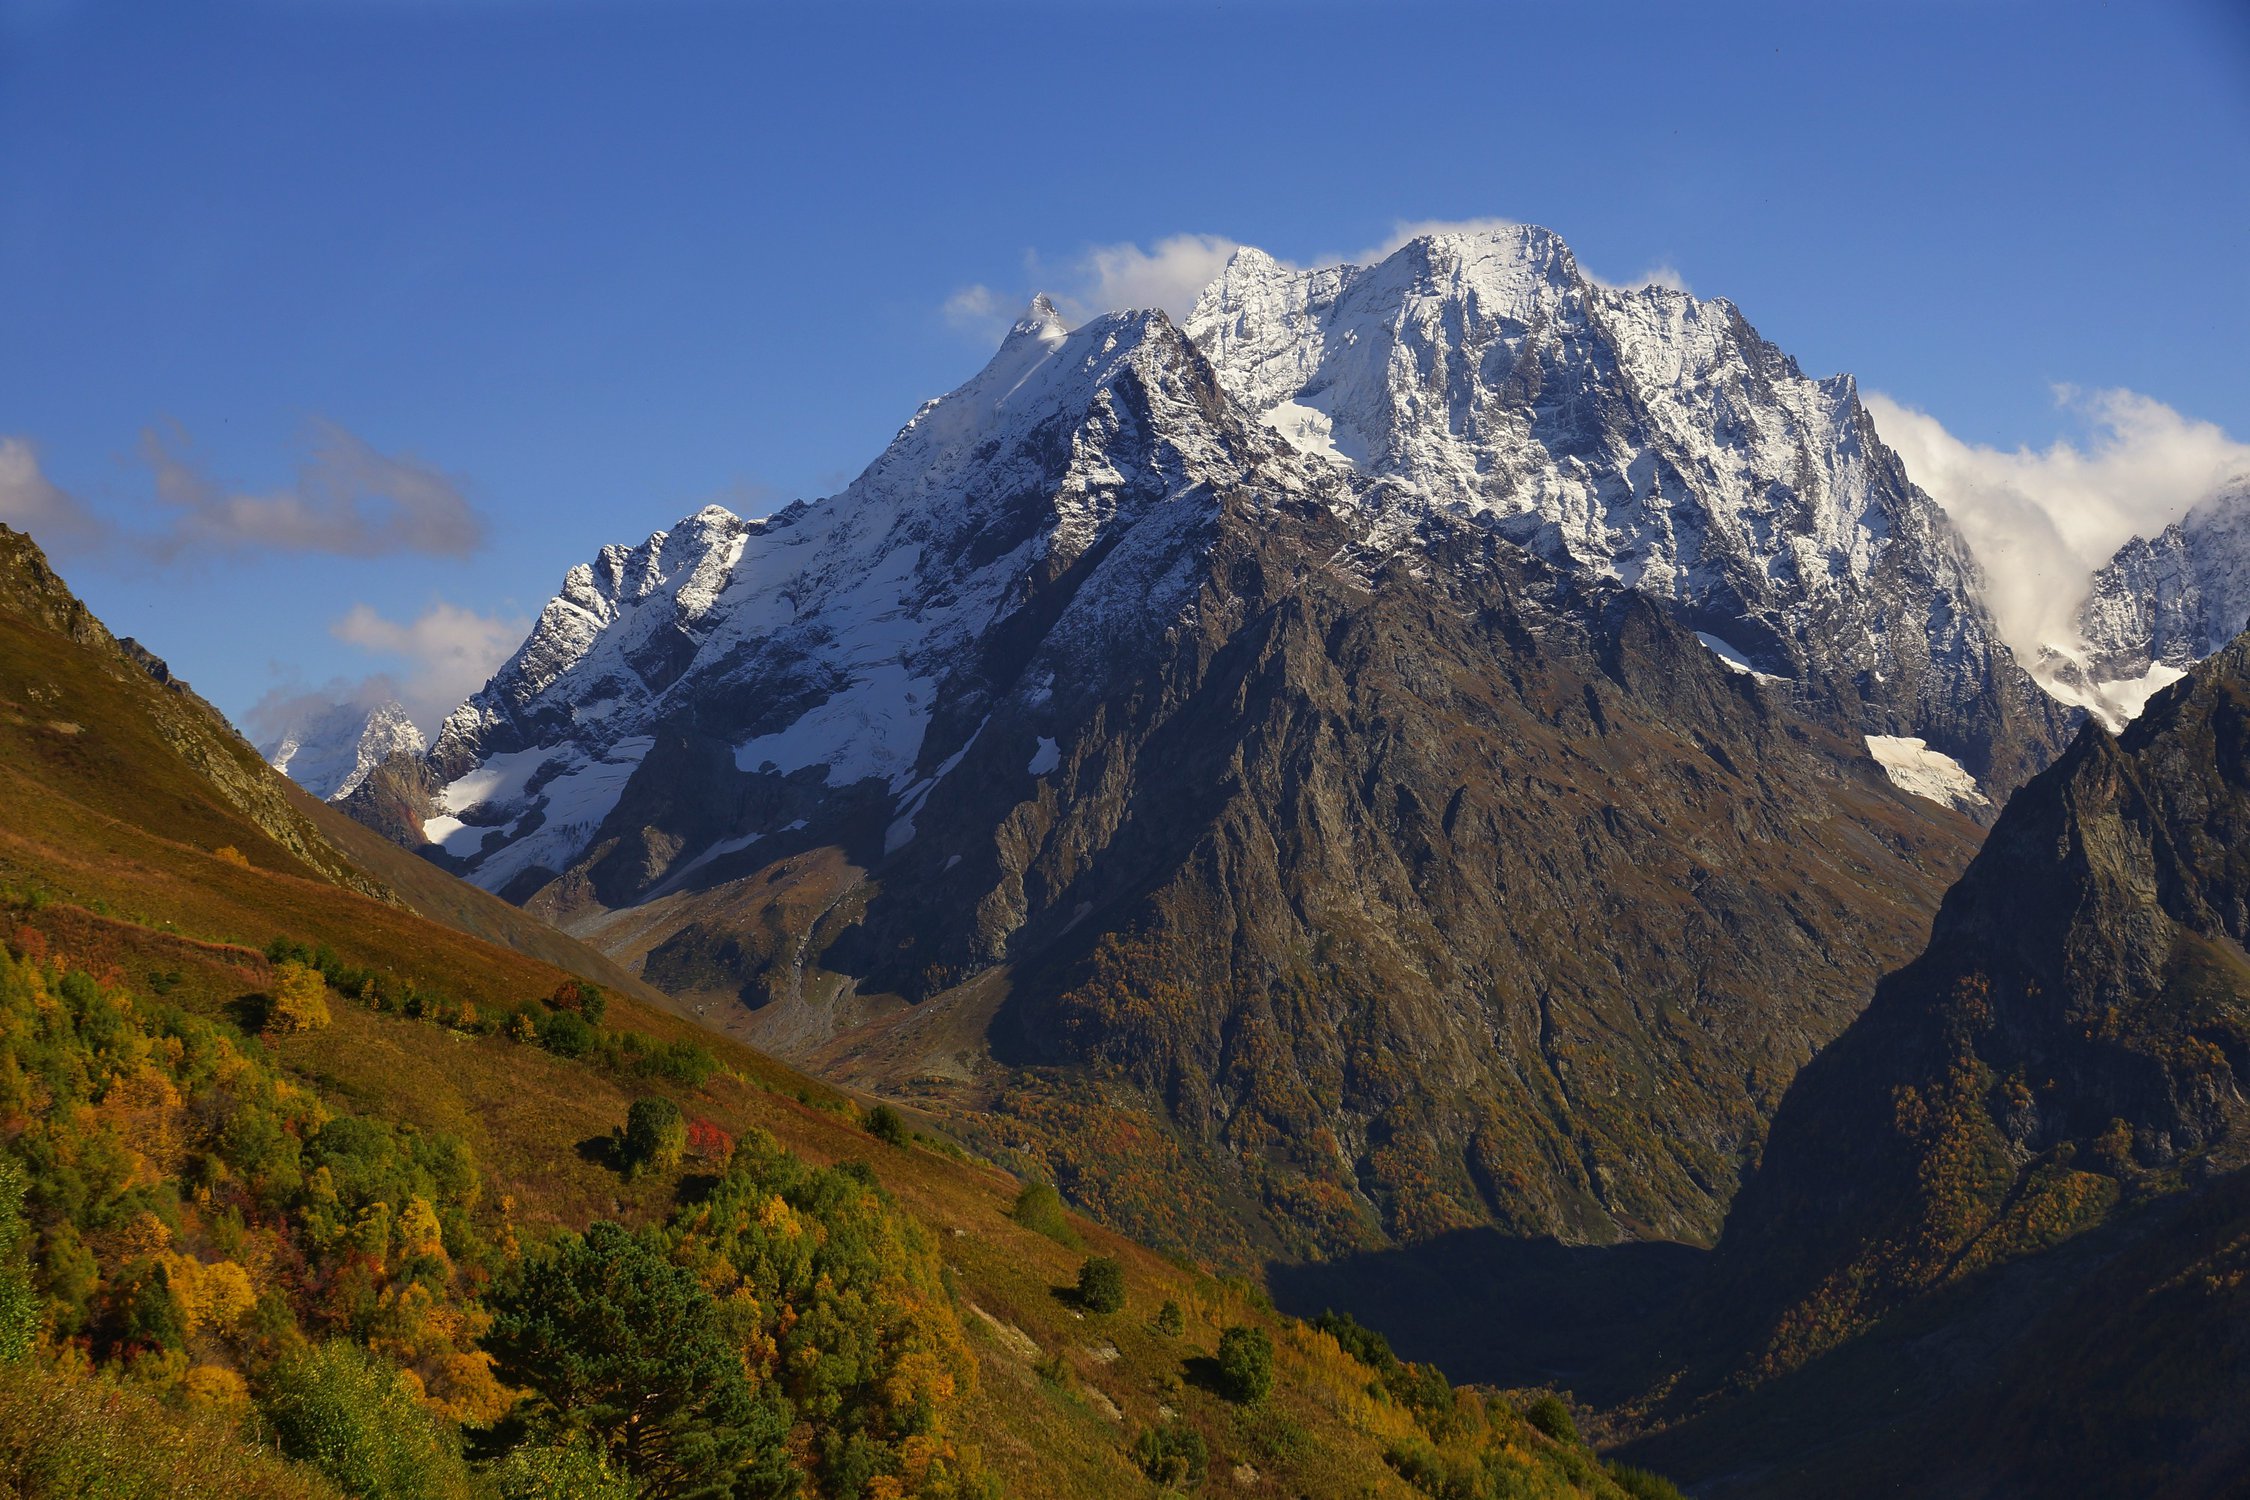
[0,521,1675,1496]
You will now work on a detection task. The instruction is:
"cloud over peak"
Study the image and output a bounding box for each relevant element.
[331,599,530,732]
[941,218,1693,340]
[1867,386,2250,659]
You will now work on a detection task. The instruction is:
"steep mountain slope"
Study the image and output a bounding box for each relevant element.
[262,697,425,800]
[1630,628,2250,1496]
[1185,227,2067,796]
[345,311,1982,1261]
[2043,475,2250,726]
[0,523,677,1012]
[0,525,1655,1500]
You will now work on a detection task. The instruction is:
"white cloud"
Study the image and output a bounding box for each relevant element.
[1067,233,1246,321]
[946,219,1695,343]
[1344,215,1525,265]
[1598,260,1692,295]
[140,417,485,559]
[330,599,530,731]
[1866,387,2250,658]
[0,436,110,556]
[942,234,1249,340]
[242,674,405,751]
[942,283,1009,341]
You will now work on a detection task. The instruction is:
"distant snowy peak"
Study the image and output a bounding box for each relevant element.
[2054,477,2250,726]
[417,299,1330,898]
[1185,223,2058,789]
[264,698,425,802]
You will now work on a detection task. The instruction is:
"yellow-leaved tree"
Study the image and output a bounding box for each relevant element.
[266,960,331,1034]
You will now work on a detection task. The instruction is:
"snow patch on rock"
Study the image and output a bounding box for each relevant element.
[1865,734,1988,813]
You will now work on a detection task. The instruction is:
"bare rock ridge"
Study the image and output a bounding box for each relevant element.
[330,246,2009,1257]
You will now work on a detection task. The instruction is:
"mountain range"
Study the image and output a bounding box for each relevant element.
[301,226,2096,1261]
[9,216,2250,1499]
[259,227,2250,1275]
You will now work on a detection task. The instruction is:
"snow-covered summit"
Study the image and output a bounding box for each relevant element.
[263,698,425,802]
[422,299,1330,897]
[1184,224,2059,786]
[2048,477,2250,726]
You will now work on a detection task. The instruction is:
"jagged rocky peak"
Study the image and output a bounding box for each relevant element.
[2045,475,2250,727]
[1185,223,2066,794]
[262,697,426,802]
[414,297,1333,902]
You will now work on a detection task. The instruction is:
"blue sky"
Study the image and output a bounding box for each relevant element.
[4,0,2247,736]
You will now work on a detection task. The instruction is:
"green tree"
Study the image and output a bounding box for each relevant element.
[1075,1255,1126,1314]
[549,979,607,1027]
[1524,1392,1578,1444]
[864,1103,910,1148]
[259,1341,471,1499]
[618,1097,688,1178]
[1132,1422,1208,1488]
[1010,1181,1077,1246]
[492,1435,638,1500]
[1213,1324,1273,1405]
[1152,1298,1186,1337]
[0,1159,39,1362]
[1608,1462,1687,1500]
[536,1008,596,1059]
[488,1221,791,1498]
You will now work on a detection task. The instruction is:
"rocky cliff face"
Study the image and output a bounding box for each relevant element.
[1185,227,2067,794]
[1706,627,2250,1380]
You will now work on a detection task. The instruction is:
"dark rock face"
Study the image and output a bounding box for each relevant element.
[1702,630,2250,1382]
[916,503,1976,1258]
[335,749,444,852]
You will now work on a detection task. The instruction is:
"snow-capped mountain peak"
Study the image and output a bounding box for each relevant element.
[263,698,425,802]
[2048,475,2250,726]
[418,299,1326,900]
[1184,222,2063,790]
